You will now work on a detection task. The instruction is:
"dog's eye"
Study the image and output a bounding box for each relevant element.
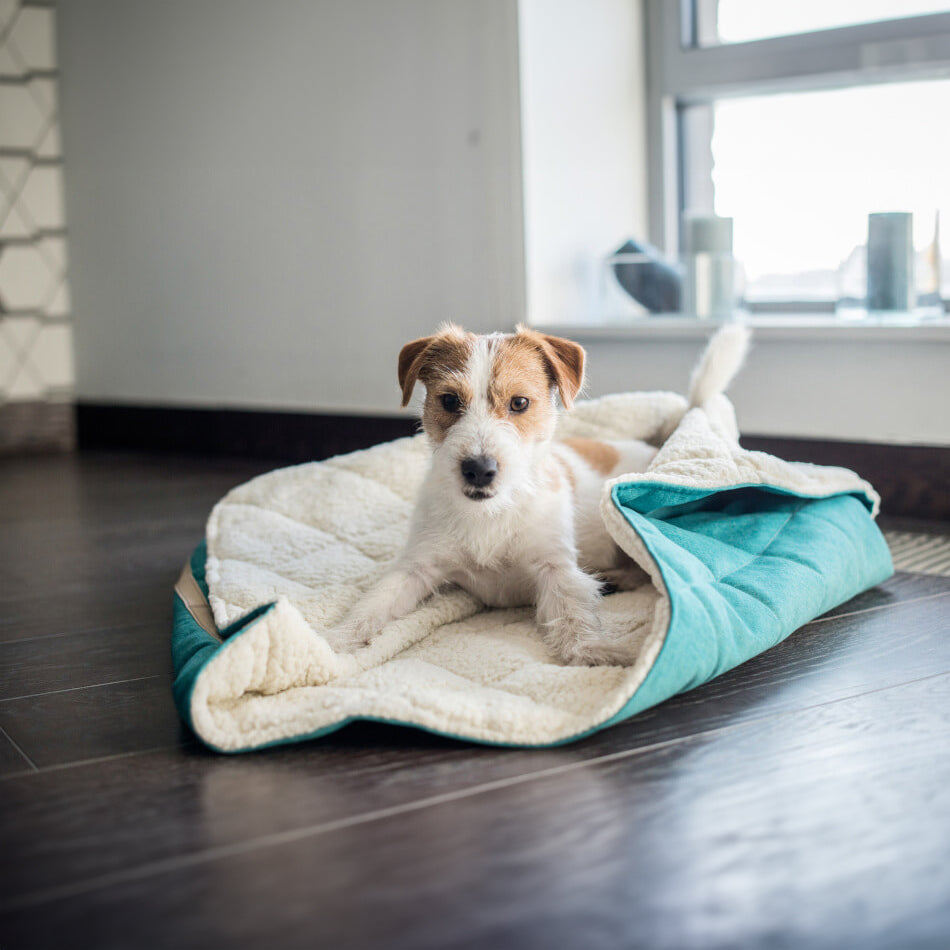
[509,396,529,413]
[440,393,462,413]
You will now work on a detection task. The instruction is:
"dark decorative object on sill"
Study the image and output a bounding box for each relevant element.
[611,238,682,313]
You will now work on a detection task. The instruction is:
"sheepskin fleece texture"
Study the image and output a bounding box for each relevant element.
[173,391,892,752]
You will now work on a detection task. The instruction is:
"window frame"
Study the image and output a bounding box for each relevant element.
[644,1,950,312]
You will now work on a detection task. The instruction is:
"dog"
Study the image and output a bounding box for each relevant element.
[333,323,750,665]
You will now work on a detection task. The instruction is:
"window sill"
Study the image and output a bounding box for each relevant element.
[534,315,950,343]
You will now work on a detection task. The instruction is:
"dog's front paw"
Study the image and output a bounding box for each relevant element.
[559,636,633,667]
[328,612,387,653]
[545,614,633,667]
[544,610,633,666]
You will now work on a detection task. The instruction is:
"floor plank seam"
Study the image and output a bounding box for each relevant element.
[0,620,171,648]
[0,674,164,705]
[0,723,38,772]
[4,668,948,914]
[808,588,950,625]
[0,741,198,784]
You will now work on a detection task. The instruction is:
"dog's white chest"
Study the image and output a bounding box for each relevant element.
[446,561,537,608]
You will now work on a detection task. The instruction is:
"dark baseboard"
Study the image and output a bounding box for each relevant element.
[742,435,950,522]
[0,401,75,455]
[76,403,418,463]
[75,403,948,520]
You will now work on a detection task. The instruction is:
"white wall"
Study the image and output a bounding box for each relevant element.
[518,0,648,326]
[58,0,524,413]
[580,332,949,445]
[58,0,949,446]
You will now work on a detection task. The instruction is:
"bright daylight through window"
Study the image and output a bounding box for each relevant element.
[644,0,950,319]
[709,79,950,305]
[704,0,950,45]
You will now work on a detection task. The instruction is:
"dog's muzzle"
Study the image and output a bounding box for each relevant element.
[460,455,498,498]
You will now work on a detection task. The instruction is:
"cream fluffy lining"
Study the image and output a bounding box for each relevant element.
[193,391,876,750]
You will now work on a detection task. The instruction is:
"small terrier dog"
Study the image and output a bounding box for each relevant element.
[334,323,747,665]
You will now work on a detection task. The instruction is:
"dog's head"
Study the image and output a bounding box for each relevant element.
[398,324,585,508]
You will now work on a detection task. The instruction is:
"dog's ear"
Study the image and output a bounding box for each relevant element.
[397,336,434,407]
[398,325,473,407]
[532,332,586,409]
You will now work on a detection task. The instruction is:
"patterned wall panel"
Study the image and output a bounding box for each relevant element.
[0,0,74,452]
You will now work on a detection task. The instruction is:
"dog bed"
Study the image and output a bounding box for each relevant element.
[172,389,892,752]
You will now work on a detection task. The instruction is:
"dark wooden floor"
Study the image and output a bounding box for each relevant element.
[1,452,949,950]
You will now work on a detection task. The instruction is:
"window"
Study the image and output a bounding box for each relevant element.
[646,1,950,314]
[697,0,950,46]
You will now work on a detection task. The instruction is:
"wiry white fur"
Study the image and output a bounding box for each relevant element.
[435,333,547,520]
[556,439,657,577]
[333,328,748,666]
[688,324,751,409]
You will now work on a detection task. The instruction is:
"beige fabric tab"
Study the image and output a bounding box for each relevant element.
[175,564,222,641]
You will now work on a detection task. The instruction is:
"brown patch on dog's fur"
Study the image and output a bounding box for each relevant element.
[563,437,620,476]
[398,324,473,407]
[398,325,475,444]
[488,335,557,442]
[513,326,586,409]
[398,325,587,446]
[550,454,576,492]
[421,382,475,444]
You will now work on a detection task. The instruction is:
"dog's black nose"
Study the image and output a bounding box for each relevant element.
[460,455,498,488]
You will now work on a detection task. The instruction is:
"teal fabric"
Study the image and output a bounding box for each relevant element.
[170,543,216,733]
[171,541,280,736]
[170,482,893,751]
[601,483,893,726]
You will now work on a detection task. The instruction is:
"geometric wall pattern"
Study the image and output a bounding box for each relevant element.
[0,0,75,445]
